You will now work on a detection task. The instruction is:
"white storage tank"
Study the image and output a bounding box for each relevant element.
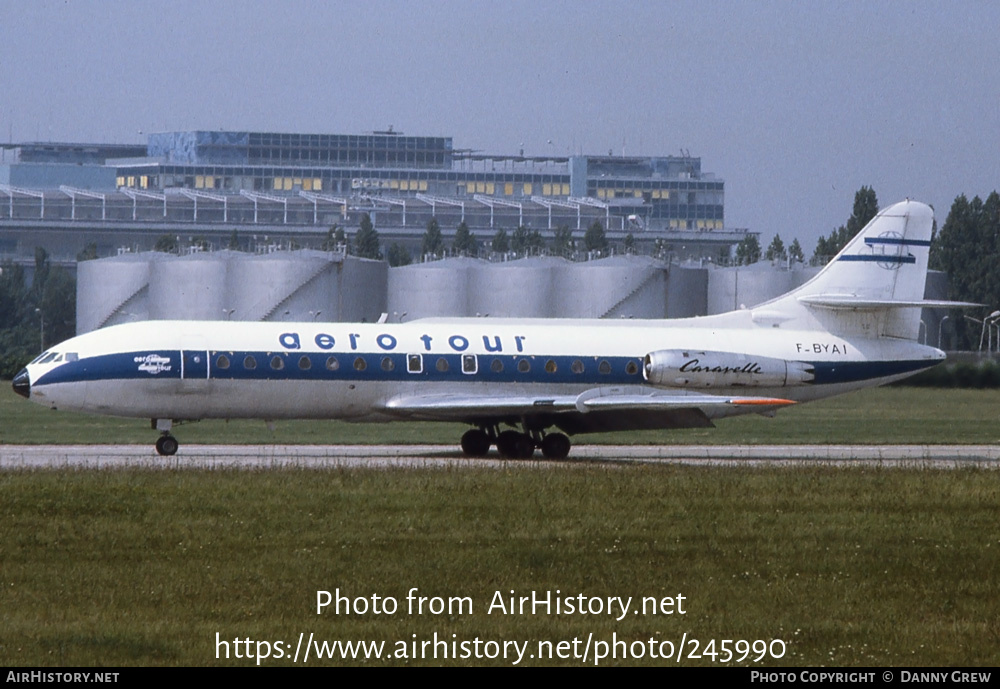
[227,250,334,321]
[148,252,231,321]
[76,252,158,333]
[707,262,820,314]
[557,255,667,319]
[388,257,480,319]
[470,256,566,318]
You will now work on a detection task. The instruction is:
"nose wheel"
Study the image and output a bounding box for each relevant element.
[155,434,179,456]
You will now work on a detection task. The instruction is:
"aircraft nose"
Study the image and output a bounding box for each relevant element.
[12,368,30,399]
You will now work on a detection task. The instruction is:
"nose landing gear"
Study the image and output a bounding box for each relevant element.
[152,418,178,456]
[155,434,179,456]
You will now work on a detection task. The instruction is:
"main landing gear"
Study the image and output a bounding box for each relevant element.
[461,426,572,460]
[152,419,179,456]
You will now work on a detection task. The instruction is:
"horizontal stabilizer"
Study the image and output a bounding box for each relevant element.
[799,295,982,310]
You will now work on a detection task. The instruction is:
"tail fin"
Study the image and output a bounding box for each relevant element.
[760,199,937,340]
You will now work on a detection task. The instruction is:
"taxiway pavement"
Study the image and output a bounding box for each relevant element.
[2,444,999,469]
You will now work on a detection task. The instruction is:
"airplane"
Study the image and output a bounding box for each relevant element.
[11,199,973,459]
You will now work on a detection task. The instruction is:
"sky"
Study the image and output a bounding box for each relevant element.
[1,0,997,252]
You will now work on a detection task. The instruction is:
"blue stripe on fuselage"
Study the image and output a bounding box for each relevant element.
[33,350,940,388]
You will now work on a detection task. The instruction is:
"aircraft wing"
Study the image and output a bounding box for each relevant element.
[383,389,795,434]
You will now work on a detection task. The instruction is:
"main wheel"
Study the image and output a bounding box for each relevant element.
[495,430,521,458]
[460,429,491,457]
[155,434,179,456]
[513,433,535,459]
[540,433,571,460]
[496,430,535,458]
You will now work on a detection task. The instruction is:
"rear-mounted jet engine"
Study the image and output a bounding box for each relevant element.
[643,350,815,388]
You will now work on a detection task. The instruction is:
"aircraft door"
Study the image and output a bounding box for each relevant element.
[180,347,210,393]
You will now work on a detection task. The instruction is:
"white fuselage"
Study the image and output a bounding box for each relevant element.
[22,313,943,425]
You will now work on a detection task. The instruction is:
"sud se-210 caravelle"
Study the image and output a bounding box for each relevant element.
[12,200,970,459]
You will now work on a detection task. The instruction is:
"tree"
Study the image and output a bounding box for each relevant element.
[0,250,77,375]
[320,225,350,252]
[422,217,444,257]
[386,243,412,267]
[550,225,574,257]
[930,191,1000,348]
[37,265,75,347]
[226,229,242,251]
[765,234,787,261]
[734,234,762,265]
[847,185,879,237]
[511,226,544,256]
[452,221,478,256]
[623,233,635,254]
[788,238,805,263]
[812,186,880,264]
[354,213,382,260]
[76,242,98,261]
[153,234,178,253]
[584,221,608,253]
[491,229,509,253]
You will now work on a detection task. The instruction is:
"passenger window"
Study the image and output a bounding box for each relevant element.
[353,357,367,371]
[517,359,531,373]
[298,355,311,370]
[545,359,557,373]
[436,357,449,372]
[625,361,639,375]
[381,356,394,372]
[407,354,423,373]
[571,359,584,374]
[216,354,231,369]
[598,360,611,375]
[462,354,477,374]
[490,358,504,373]
[325,356,340,371]
[244,355,257,370]
[270,355,285,370]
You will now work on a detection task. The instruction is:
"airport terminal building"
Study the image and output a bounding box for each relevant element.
[1,129,744,261]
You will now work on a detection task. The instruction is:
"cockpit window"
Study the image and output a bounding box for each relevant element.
[39,353,59,365]
[30,351,51,365]
[65,353,79,362]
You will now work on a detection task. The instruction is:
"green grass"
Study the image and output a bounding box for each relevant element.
[4,384,1000,666]
[3,385,1000,446]
[1,467,998,666]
